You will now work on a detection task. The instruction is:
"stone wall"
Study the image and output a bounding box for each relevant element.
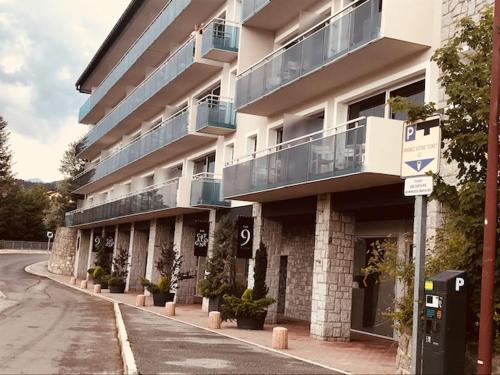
[174,215,198,304]
[126,225,149,292]
[310,193,355,341]
[48,227,78,276]
[282,222,315,322]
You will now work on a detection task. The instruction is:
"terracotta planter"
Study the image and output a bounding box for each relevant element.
[236,312,267,330]
[152,292,175,306]
[109,283,126,294]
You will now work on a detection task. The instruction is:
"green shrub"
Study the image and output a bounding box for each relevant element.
[87,267,95,278]
[108,276,125,286]
[92,266,105,280]
[241,288,253,301]
[221,288,275,321]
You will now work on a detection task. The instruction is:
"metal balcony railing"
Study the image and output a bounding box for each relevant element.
[201,18,240,56]
[190,173,230,207]
[241,0,270,23]
[223,117,367,198]
[236,0,381,109]
[73,108,189,190]
[79,0,192,121]
[77,37,196,155]
[65,178,180,226]
[195,95,236,132]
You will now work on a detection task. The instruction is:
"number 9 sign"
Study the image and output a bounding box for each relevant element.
[237,217,253,259]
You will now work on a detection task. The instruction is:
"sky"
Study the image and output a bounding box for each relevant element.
[0,0,129,182]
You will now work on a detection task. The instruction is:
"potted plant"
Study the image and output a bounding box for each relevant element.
[140,243,185,306]
[92,266,109,289]
[197,215,235,311]
[87,267,95,280]
[221,242,275,330]
[109,247,129,294]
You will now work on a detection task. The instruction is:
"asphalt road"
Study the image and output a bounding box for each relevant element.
[0,254,122,374]
[120,304,339,374]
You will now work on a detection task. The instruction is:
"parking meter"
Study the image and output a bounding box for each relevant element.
[422,270,466,374]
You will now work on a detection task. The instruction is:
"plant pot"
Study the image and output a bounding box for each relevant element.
[236,312,267,330]
[208,296,223,312]
[109,283,126,294]
[152,292,175,306]
[95,279,108,289]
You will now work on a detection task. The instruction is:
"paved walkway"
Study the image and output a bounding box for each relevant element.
[121,304,336,374]
[30,261,398,374]
[0,255,122,374]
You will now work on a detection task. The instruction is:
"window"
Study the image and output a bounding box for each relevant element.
[276,128,284,145]
[390,80,425,121]
[348,93,386,121]
[247,135,258,155]
[193,153,216,175]
[225,144,235,163]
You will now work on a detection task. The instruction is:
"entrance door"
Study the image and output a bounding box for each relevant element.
[277,256,288,314]
[351,237,395,338]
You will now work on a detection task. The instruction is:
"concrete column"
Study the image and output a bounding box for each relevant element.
[248,203,282,324]
[202,210,218,312]
[310,193,355,342]
[144,219,174,295]
[173,215,197,304]
[74,229,91,279]
[126,223,150,292]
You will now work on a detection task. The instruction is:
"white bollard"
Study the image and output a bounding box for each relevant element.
[136,294,146,307]
[80,280,87,289]
[208,311,222,329]
[70,277,76,285]
[272,327,288,350]
[93,284,101,293]
[165,302,176,317]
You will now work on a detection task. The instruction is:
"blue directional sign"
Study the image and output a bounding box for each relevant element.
[405,158,435,173]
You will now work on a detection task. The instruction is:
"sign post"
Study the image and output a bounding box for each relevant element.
[402,118,441,374]
[46,231,54,251]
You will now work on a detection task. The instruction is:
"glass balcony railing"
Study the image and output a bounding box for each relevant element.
[190,173,230,207]
[195,95,236,132]
[241,0,270,23]
[201,19,240,57]
[223,118,367,198]
[79,0,192,122]
[73,166,97,189]
[236,0,381,109]
[78,37,196,155]
[73,109,190,190]
[66,178,180,227]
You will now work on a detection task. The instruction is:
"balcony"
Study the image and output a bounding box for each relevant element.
[201,19,240,62]
[236,0,435,116]
[79,0,226,124]
[78,36,223,160]
[66,178,199,228]
[195,95,236,135]
[190,173,230,208]
[241,0,319,31]
[222,116,404,202]
[73,108,216,194]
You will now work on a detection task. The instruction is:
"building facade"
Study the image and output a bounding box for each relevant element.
[66,0,489,342]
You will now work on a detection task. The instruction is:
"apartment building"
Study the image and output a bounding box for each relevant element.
[66,0,472,342]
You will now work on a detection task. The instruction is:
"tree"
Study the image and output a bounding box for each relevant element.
[44,140,85,229]
[390,7,500,342]
[253,242,269,300]
[0,116,13,198]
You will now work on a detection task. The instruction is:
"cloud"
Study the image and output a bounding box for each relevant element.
[0,0,129,181]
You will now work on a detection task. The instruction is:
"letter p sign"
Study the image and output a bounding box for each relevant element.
[405,125,416,142]
[455,277,465,291]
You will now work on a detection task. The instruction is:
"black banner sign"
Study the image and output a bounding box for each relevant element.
[236,216,253,259]
[92,234,102,252]
[194,222,209,257]
[104,233,115,251]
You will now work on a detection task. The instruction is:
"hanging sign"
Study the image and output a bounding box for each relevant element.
[401,118,441,178]
[92,234,102,252]
[104,233,115,251]
[236,216,253,259]
[194,222,209,257]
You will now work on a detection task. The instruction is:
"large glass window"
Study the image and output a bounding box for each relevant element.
[193,153,216,175]
[390,80,425,121]
[348,93,386,120]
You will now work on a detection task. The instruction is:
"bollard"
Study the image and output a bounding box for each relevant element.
[70,277,76,285]
[80,280,87,289]
[165,302,176,317]
[208,311,222,329]
[136,294,146,307]
[272,327,288,350]
[93,284,101,293]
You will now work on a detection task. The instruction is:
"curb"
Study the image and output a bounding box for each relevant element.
[114,303,138,375]
[25,262,349,375]
[1,250,50,255]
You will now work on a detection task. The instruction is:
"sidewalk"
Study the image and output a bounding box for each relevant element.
[28,262,397,375]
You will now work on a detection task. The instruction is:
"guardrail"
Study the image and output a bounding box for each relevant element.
[0,240,52,251]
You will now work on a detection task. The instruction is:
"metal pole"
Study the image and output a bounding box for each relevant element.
[477,0,500,373]
[411,195,427,375]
